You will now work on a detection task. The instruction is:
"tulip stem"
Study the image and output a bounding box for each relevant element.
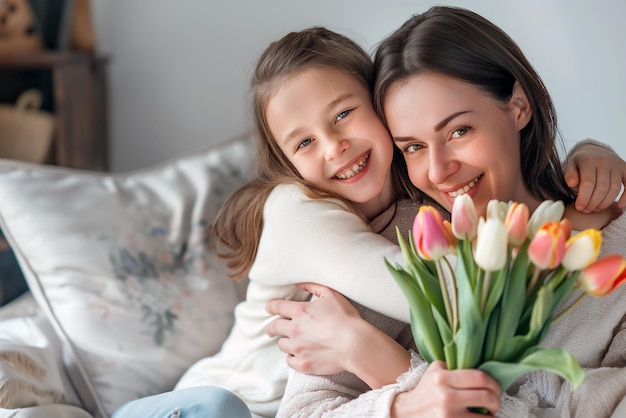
[526,268,541,296]
[480,270,492,311]
[436,260,456,334]
[442,255,458,334]
[551,291,587,325]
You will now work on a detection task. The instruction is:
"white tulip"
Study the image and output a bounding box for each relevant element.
[527,200,564,236]
[475,217,508,272]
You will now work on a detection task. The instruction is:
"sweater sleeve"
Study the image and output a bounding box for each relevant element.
[277,351,428,418]
[249,183,411,323]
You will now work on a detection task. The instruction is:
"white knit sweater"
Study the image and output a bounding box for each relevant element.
[277,209,626,418]
[175,183,417,417]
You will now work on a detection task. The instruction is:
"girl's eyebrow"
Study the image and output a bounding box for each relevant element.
[326,93,355,111]
[282,93,358,146]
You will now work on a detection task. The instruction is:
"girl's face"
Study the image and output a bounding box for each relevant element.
[266,67,395,219]
[384,73,534,217]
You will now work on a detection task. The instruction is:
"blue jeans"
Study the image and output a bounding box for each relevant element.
[111,386,252,418]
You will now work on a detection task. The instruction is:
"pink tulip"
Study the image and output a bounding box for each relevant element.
[452,194,478,240]
[581,254,626,296]
[505,202,529,247]
[527,221,567,270]
[413,206,452,260]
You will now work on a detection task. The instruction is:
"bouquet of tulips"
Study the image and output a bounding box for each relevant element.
[385,194,626,393]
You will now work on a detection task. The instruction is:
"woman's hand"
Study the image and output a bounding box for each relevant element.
[564,142,626,212]
[391,361,501,418]
[266,283,411,388]
[265,282,363,376]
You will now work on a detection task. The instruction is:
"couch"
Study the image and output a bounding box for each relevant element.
[0,133,254,418]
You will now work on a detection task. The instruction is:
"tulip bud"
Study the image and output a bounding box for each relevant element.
[527,221,567,270]
[413,206,451,260]
[527,200,564,236]
[505,202,529,247]
[581,254,626,296]
[487,199,509,221]
[561,229,602,271]
[474,217,508,271]
[452,194,478,241]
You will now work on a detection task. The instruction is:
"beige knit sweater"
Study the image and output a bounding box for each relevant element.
[278,209,626,418]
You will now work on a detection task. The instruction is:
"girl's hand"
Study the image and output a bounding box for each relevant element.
[391,361,501,417]
[564,142,626,212]
[265,282,363,376]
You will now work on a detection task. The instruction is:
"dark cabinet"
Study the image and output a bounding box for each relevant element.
[0,51,108,171]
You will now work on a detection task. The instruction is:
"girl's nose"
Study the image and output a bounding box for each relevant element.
[323,137,350,160]
[428,145,460,185]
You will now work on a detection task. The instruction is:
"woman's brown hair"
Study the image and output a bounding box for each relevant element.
[373,6,576,205]
[212,26,415,279]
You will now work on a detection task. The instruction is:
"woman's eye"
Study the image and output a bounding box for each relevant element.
[452,126,471,138]
[297,137,313,149]
[336,110,350,121]
[404,144,423,153]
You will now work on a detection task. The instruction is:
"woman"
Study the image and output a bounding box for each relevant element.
[274,7,626,417]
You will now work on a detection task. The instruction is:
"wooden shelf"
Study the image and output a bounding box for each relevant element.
[0,51,103,68]
[0,51,109,171]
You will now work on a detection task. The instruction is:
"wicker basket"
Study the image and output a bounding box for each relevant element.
[0,89,55,164]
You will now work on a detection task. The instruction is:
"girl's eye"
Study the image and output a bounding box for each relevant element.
[336,110,350,121]
[404,143,423,153]
[297,137,313,149]
[452,126,471,138]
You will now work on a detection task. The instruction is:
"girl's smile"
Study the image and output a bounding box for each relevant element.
[333,151,370,180]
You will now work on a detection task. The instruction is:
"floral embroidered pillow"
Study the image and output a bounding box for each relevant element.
[0,133,254,417]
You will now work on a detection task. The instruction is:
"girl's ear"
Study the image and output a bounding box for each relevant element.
[510,81,532,131]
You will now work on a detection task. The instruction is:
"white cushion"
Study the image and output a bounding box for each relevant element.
[0,133,255,417]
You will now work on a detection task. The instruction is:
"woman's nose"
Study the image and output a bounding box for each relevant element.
[428,145,459,185]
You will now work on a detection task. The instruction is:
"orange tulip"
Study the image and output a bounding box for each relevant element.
[581,255,626,296]
[413,206,452,260]
[527,221,567,270]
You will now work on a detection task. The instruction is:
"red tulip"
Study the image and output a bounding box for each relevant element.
[581,255,626,296]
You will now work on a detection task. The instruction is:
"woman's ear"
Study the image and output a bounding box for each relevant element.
[510,81,532,131]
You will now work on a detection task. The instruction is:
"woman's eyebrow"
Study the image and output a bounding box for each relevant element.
[434,111,470,132]
[392,110,471,144]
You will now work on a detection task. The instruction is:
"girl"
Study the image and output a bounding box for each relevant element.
[275,7,626,418]
[112,25,625,418]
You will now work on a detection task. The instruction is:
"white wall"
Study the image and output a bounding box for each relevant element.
[91,0,626,172]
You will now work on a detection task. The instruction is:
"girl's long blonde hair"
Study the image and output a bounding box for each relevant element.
[212,26,416,279]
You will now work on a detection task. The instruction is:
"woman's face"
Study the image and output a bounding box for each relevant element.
[383,73,534,217]
[266,67,396,219]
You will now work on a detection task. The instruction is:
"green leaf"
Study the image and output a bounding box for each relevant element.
[459,239,477,287]
[453,245,487,368]
[483,303,501,360]
[483,265,508,318]
[479,348,585,391]
[529,286,553,336]
[397,229,447,318]
[385,259,444,362]
[493,245,529,359]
